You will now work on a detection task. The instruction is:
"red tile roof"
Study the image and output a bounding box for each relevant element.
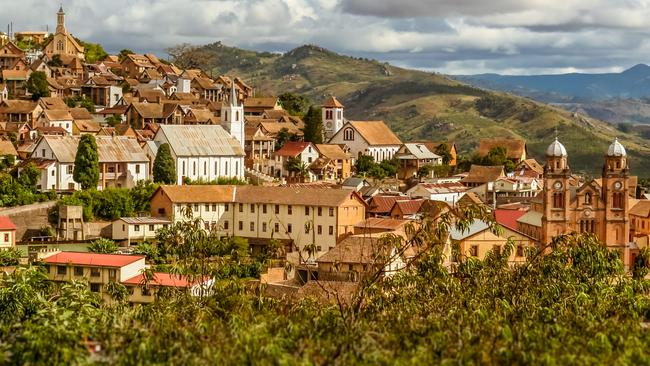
[275,141,312,157]
[368,195,403,214]
[323,96,344,108]
[392,200,425,215]
[495,209,527,231]
[122,272,192,287]
[0,216,16,230]
[44,252,144,267]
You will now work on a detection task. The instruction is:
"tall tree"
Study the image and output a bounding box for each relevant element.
[435,143,452,165]
[26,71,50,101]
[278,93,310,116]
[153,143,176,184]
[73,135,99,190]
[302,105,323,144]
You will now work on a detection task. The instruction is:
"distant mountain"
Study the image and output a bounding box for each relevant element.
[175,42,650,175]
[455,64,650,103]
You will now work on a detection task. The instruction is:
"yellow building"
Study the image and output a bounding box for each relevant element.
[43,7,85,60]
[630,200,650,238]
[150,185,368,258]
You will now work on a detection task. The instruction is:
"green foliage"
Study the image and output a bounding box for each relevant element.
[58,181,158,221]
[417,164,434,178]
[435,143,452,165]
[105,115,123,127]
[0,163,56,207]
[471,146,516,173]
[88,238,119,254]
[275,128,300,150]
[118,49,135,62]
[285,156,309,178]
[65,96,95,113]
[26,71,50,101]
[475,94,517,119]
[355,156,398,179]
[379,159,398,177]
[302,105,323,144]
[0,248,22,266]
[153,143,176,184]
[617,122,633,134]
[432,164,452,178]
[79,40,107,63]
[73,135,99,190]
[278,92,310,116]
[47,54,63,67]
[354,155,375,175]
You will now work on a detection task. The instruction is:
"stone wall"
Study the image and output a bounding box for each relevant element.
[0,201,56,241]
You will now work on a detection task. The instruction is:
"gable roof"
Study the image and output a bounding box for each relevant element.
[495,209,527,231]
[630,200,650,218]
[0,216,16,230]
[0,139,17,156]
[1,70,28,81]
[317,236,381,264]
[368,195,404,214]
[156,125,244,157]
[244,97,278,109]
[462,165,506,184]
[38,135,147,163]
[322,96,344,108]
[275,141,312,157]
[44,252,144,268]
[478,139,527,160]
[517,158,544,175]
[39,97,68,110]
[70,107,93,120]
[450,220,491,240]
[315,144,350,160]
[392,199,425,215]
[43,109,73,121]
[347,121,401,146]
[0,100,39,114]
[397,143,441,160]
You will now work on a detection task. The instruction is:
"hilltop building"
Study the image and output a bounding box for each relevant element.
[43,6,85,60]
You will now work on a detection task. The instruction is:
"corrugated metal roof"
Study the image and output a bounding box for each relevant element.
[157,125,244,157]
[118,217,171,225]
[516,211,543,227]
[41,135,148,163]
[398,143,441,160]
[450,220,491,240]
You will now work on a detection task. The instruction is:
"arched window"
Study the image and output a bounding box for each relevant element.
[343,128,354,141]
[57,40,64,51]
[553,193,564,208]
[326,110,333,119]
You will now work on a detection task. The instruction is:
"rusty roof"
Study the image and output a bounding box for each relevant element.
[354,217,410,230]
[317,236,381,264]
[315,144,350,160]
[37,135,148,163]
[347,121,402,146]
[156,125,244,157]
[461,165,506,183]
[0,139,17,156]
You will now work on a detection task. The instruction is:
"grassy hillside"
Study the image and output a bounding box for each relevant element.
[186,43,650,176]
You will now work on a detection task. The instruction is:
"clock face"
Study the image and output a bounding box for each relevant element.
[326,122,332,128]
[554,181,563,190]
[584,209,592,217]
[614,181,622,190]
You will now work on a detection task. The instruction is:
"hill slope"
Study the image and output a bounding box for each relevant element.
[181,43,650,176]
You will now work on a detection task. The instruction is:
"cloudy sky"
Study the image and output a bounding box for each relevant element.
[2,0,650,74]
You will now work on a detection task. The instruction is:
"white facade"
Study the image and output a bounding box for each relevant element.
[406,183,467,205]
[323,106,344,141]
[112,217,171,245]
[108,85,123,108]
[175,156,244,184]
[221,85,245,149]
[176,78,191,93]
[31,142,78,191]
[328,122,401,163]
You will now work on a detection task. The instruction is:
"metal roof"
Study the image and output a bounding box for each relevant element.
[449,220,491,240]
[157,125,244,157]
[39,135,148,163]
[118,217,171,225]
[397,143,441,160]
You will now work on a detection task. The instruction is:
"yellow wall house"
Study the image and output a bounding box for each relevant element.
[42,252,210,303]
[150,185,368,260]
[447,220,535,265]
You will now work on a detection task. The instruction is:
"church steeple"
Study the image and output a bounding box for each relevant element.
[221,82,245,149]
[56,5,66,34]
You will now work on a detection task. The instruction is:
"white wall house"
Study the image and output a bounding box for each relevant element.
[322,96,345,141]
[221,84,245,149]
[328,121,402,163]
[271,141,320,180]
[41,109,74,135]
[112,217,171,245]
[29,135,150,191]
[406,182,468,205]
[153,125,246,185]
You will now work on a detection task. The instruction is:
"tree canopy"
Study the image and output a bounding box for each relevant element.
[302,105,323,144]
[278,92,310,117]
[73,135,99,190]
[26,71,50,101]
[153,143,176,184]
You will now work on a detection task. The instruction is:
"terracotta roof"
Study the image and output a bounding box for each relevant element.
[354,217,410,231]
[259,121,303,136]
[244,97,278,108]
[317,236,381,264]
[410,182,467,194]
[322,96,344,108]
[275,141,312,157]
[70,108,93,120]
[461,165,506,183]
[392,200,425,215]
[368,195,403,214]
[315,144,350,160]
[262,109,290,120]
[458,192,484,207]
[347,121,402,146]
[630,200,650,218]
[495,209,527,231]
[135,89,165,102]
[1,70,28,80]
[0,216,16,230]
[122,272,192,287]
[43,109,73,121]
[158,185,237,204]
[193,77,219,90]
[478,139,527,160]
[517,158,544,175]
[235,186,365,206]
[0,100,38,113]
[0,139,18,156]
[73,119,101,133]
[44,252,144,267]
[39,97,68,110]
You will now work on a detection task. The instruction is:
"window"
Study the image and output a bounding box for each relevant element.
[205,222,210,230]
[288,205,292,215]
[225,204,229,212]
[238,221,243,230]
[224,221,229,230]
[552,193,565,209]
[613,192,625,209]
[205,204,210,211]
[305,206,310,215]
[251,204,255,213]
[67,165,73,174]
[263,204,267,214]
[274,223,280,233]
[317,225,322,235]
[193,161,196,175]
[225,161,228,175]
[470,245,478,257]
[142,286,151,296]
[149,225,155,231]
[134,225,140,232]
[74,267,83,276]
[182,161,186,176]
[3,234,8,242]
[516,245,524,257]
[326,110,332,119]
[329,226,334,235]
[275,205,280,214]
[135,164,141,174]
[343,128,354,141]
[250,222,255,231]
[90,283,101,293]
[212,204,217,211]
[262,222,267,232]
[158,208,166,215]
[194,204,199,212]
[91,268,101,277]
[305,225,310,234]
[329,208,334,217]
[494,245,502,255]
[318,207,322,216]
[204,161,207,175]
[239,203,243,213]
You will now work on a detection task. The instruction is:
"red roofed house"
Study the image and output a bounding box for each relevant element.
[494,209,528,232]
[42,251,210,303]
[0,216,16,249]
[272,141,319,181]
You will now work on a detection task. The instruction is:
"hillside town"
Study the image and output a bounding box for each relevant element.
[0,8,647,305]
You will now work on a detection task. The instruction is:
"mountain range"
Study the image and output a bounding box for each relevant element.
[178,42,650,175]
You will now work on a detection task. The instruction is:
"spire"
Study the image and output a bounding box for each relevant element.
[56,5,66,34]
[230,82,238,106]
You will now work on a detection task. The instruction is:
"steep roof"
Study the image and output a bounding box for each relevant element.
[0,216,16,230]
[368,195,404,214]
[1,70,28,81]
[392,200,425,215]
[317,236,380,264]
[517,158,544,175]
[244,97,278,109]
[259,121,303,136]
[44,252,144,267]
[322,96,344,108]
[156,125,244,157]
[275,141,312,157]
[494,209,527,231]
[348,121,402,146]
[462,165,506,183]
[69,107,93,120]
[315,144,350,160]
[630,200,650,218]
[39,135,148,163]
[39,97,68,110]
[478,139,527,160]
[157,185,237,204]
[0,139,18,156]
[73,119,101,133]
[43,109,73,121]
[0,100,38,113]
[397,143,441,160]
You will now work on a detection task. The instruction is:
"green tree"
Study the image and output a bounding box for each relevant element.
[275,128,299,150]
[379,159,398,177]
[278,92,310,116]
[105,115,123,127]
[285,156,310,179]
[302,105,323,144]
[435,143,452,165]
[118,49,135,62]
[17,162,40,188]
[88,238,119,254]
[153,143,176,184]
[73,135,99,190]
[79,40,108,63]
[26,71,50,101]
[355,155,375,175]
[47,54,63,67]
